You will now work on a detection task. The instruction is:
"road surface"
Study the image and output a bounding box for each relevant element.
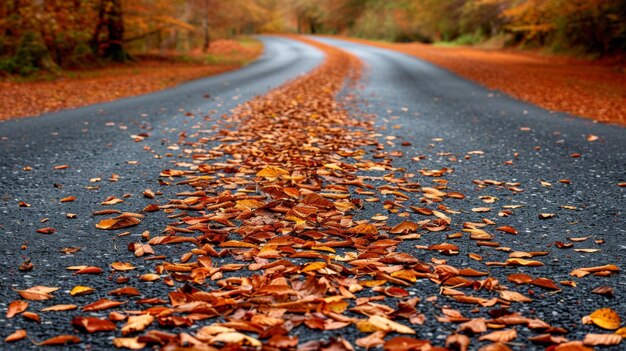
[0,35,624,350]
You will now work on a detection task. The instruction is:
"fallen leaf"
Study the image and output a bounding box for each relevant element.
[70,286,95,296]
[82,298,124,312]
[583,333,622,346]
[37,335,81,346]
[72,316,116,333]
[16,286,59,300]
[369,315,415,334]
[41,304,78,312]
[121,315,154,335]
[588,308,621,330]
[6,300,28,318]
[4,329,27,343]
[112,337,147,350]
[479,329,517,343]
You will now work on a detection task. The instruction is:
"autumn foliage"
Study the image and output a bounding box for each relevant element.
[287,0,626,55]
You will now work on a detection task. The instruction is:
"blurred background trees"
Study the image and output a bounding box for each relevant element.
[285,0,626,55]
[1,0,624,75]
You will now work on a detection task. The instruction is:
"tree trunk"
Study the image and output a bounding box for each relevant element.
[103,0,126,61]
[202,0,210,52]
[92,0,129,61]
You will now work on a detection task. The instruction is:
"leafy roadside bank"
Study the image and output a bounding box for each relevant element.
[0,38,262,121]
[339,37,626,126]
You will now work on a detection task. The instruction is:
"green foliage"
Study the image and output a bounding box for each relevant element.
[1,31,50,75]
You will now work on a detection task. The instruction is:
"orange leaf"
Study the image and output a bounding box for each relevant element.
[588,308,621,330]
[583,333,622,346]
[256,166,288,180]
[507,273,533,285]
[4,329,27,343]
[111,262,136,271]
[96,216,141,230]
[121,315,154,335]
[72,316,116,333]
[37,335,81,346]
[15,286,59,301]
[41,304,78,312]
[389,221,418,234]
[82,298,124,312]
[499,291,532,303]
[479,329,517,343]
[6,300,28,318]
[36,227,55,234]
[495,226,518,234]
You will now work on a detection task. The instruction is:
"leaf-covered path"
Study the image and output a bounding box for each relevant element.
[0,36,624,350]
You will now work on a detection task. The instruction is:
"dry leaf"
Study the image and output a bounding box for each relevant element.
[369,315,415,334]
[588,308,621,330]
[479,329,517,343]
[6,300,28,318]
[121,315,154,335]
[5,329,27,343]
[113,337,147,350]
[583,333,622,346]
[37,335,81,346]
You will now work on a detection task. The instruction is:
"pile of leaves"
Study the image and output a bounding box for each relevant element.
[6,37,624,350]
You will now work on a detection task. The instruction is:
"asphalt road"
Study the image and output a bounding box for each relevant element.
[0,35,624,350]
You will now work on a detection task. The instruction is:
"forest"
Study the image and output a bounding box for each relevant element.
[1,0,625,75]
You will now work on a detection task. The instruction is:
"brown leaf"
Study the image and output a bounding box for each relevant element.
[109,287,141,297]
[112,337,147,350]
[82,298,124,312]
[495,226,518,234]
[583,333,622,346]
[4,329,27,343]
[368,315,415,334]
[499,291,532,302]
[111,262,136,271]
[121,315,154,335]
[37,335,81,346]
[22,311,40,322]
[256,166,288,180]
[479,329,517,342]
[15,286,59,301]
[528,334,569,344]
[356,331,386,348]
[41,304,78,312]
[36,227,55,234]
[389,221,418,234]
[446,334,470,351]
[477,343,513,351]
[507,273,533,285]
[96,216,141,230]
[75,266,103,274]
[72,316,116,333]
[571,264,620,277]
[383,336,430,351]
[6,300,28,318]
[530,277,561,291]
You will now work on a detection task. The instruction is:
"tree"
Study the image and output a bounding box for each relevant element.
[92,0,129,61]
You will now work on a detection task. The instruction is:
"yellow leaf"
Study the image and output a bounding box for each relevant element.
[256,166,288,180]
[589,308,621,330]
[302,262,326,273]
[70,286,94,296]
[368,315,415,334]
